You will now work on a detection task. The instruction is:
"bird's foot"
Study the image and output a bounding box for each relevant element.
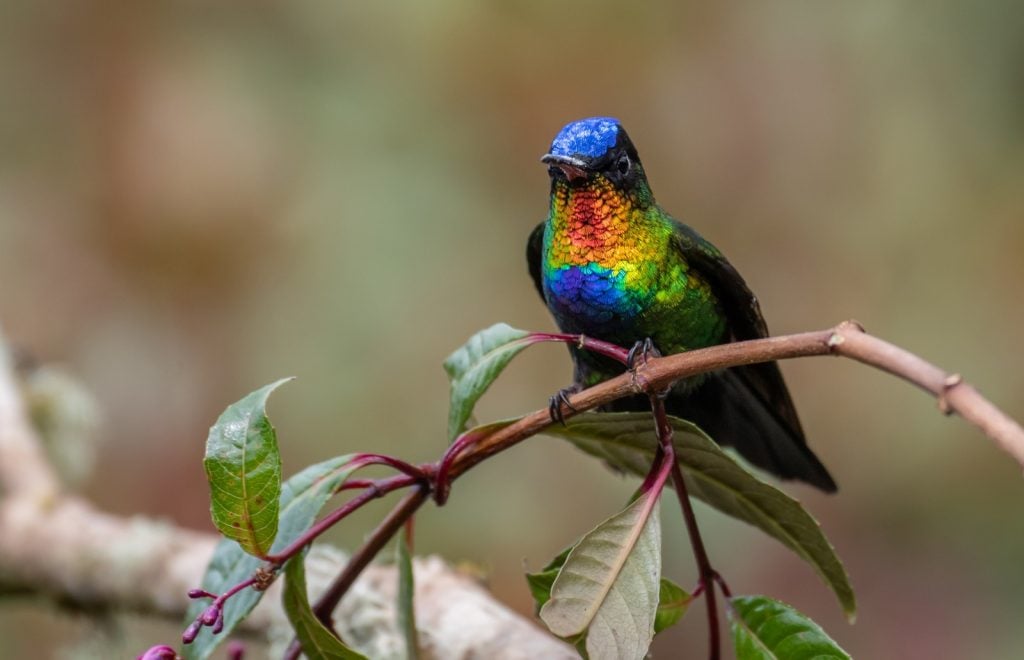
[626,337,661,370]
[627,338,667,396]
[548,385,581,426]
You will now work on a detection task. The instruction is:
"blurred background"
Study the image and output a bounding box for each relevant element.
[2,2,1023,658]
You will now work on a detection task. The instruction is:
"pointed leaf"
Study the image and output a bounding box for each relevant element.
[204,379,290,557]
[654,578,692,634]
[540,491,662,660]
[395,529,420,660]
[443,323,537,439]
[283,555,368,660]
[184,455,358,660]
[545,413,856,618]
[729,595,851,659]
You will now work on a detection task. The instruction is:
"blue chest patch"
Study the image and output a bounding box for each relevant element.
[544,264,643,330]
[549,117,621,160]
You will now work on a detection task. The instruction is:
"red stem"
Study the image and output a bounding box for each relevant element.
[530,332,631,365]
[650,394,721,660]
[348,453,427,482]
[263,476,411,565]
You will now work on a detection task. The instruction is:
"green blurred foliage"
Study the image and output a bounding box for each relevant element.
[1,1,1022,657]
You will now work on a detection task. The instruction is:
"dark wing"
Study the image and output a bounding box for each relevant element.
[527,221,546,301]
[670,220,837,492]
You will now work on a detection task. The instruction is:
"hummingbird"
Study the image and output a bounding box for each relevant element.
[527,117,836,492]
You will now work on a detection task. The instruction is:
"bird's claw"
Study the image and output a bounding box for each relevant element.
[626,337,661,371]
[548,387,580,426]
[627,338,665,395]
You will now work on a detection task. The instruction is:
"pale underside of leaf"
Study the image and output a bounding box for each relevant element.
[545,413,856,618]
[540,492,662,660]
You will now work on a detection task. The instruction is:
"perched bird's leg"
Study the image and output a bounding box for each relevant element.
[627,338,668,397]
[547,385,581,426]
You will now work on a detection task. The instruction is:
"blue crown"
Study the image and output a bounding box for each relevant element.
[549,117,621,159]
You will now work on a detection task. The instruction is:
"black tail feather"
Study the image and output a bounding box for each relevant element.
[668,369,836,492]
[608,368,837,492]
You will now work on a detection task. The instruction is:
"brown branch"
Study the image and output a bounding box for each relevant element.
[310,318,1024,628]
[444,320,1024,481]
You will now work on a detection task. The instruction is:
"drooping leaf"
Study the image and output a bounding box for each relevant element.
[395,527,420,660]
[528,539,689,636]
[540,491,662,660]
[729,595,851,660]
[544,413,856,618]
[283,554,368,660]
[443,323,537,440]
[204,379,290,557]
[654,578,692,634]
[184,455,358,660]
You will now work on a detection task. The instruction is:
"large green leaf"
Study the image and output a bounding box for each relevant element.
[540,491,662,660]
[729,595,851,659]
[544,413,856,618]
[283,555,368,660]
[184,455,358,660]
[442,323,535,440]
[395,529,420,660]
[204,379,290,558]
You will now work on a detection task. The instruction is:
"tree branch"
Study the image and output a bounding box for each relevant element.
[443,320,1024,482]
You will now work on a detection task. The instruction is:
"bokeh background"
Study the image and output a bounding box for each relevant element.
[2,2,1023,658]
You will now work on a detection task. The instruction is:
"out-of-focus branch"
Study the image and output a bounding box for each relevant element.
[0,339,575,658]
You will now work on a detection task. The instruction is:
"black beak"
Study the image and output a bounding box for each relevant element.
[541,153,589,182]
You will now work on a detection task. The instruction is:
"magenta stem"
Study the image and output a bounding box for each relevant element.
[650,394,721,660]
[263,475,409,564]
[530,332,631,365]
[348,453,427,482]
[434,427,491,505]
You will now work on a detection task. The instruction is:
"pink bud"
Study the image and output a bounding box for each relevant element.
[182,621,202,644]
[137,645,178,660]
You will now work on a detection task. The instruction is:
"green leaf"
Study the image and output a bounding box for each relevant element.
[528,540,689,637]
[654,578,691,634]
[540,491,662,660]
[183,454,358,660]
[204,379,290,558]
[442,323,534,440]
[283,554,368,660]
[525,546,573,614]
[729,595,851,659]
[544,412,856,619]
[395,529,420,660]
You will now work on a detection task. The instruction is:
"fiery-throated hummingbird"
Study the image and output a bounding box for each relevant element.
[527,117,836,492]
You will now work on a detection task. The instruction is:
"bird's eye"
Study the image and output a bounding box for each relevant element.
[616,155,631,175]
